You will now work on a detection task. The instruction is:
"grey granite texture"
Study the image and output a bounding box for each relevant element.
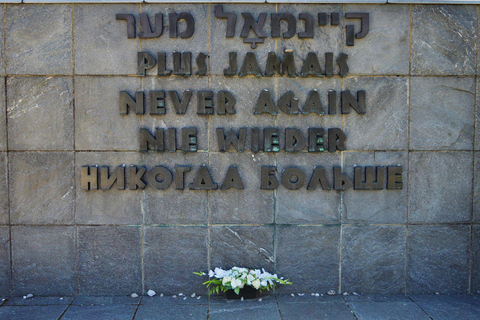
[473,226,480,294]
[74,4,140,75]
[475,152,480,222]
[276,153,341,224]
[61,304,138,320]
[5,296,74,306]
[210,226,274,271]
[209,300,281,320]
[0,226,10,297]
[279,299,357,319]
[347,301,431,320]
[135,303,208,320]
[11,226,76,296]
[0,153,7,225]
[343,77,409,150]
[341,225,406,294]
[77,226,142,295]
[411,5,477,75]
[344,4,410,75]
[410,77,475,151]
[409,294,480,320]
[143,226,208,295]
[408,151,473,223]
[276,226,340,293]
[0,79,5,151]
[9,152,74,225]
[407,225,470,294]
[209,152,275,224]
[342,151,408,224]
[6,5,72,75]
[7,77,74,151]
[0,305,69,320]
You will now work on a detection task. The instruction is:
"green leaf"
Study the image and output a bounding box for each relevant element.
[234,287,240,295]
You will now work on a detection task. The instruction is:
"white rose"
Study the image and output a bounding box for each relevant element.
[222,276,232,286]
[231,278,242,289]
[247,274,255,283]
[252,279,261,289]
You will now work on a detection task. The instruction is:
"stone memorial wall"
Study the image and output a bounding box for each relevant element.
[0,2,478,297]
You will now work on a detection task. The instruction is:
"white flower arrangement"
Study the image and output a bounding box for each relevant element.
[194,267,292,296]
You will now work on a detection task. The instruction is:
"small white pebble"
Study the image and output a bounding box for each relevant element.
[178,293,184,296]
[241,297,244,301]
[290,293,295,297]
[147,290,156,297]
[343,292,349,296]
[60,298,63,300]
[311,293,315,296]
[435,292,440,295]
[197,296,201,300]
[191,293,196,298]
[315,293,320,297]
[353,292,359,296]
[172,295,177,298]
[258,298,262,302]
[327,290,336,296]
[23,296,26,299]
[24,294,33,299]
[321,294,324,297]
[297,293,304,296]
[131,293,139,298]
[183,297,187,300]
[160,293,164,297]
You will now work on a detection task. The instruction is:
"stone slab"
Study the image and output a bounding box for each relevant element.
[278,301,356,320]
[344,5,410,75]
[410,77,475,151]
[407,225,470,294]
[343,151,408,224]
[144,226,208,296]
[341,225,406,294]
[72,296,140,305]
[0,153,8,225]
[411,5,476,75]
[5,296,74,306]
[475,153,480,222]
[11,226,76,296]
[0,227,10,297]
[0,305,68,320]
[135,302,207,319]
[209,300,280,320]
[9,152,74,225]
[409,294,480,320]
[408,151,473,223]
[343,294,411,303]
[276,153,341,225]
[210,226,274,271]
[473,226,480,294]
[7,77,74,151]
[476,80,480,150]
[60,304,138,320]
[0,79,6,151]
[141,295,207,305]
[276,226,340,293]
[343,77,409,150]
[74,4,140,75]
[276,294,345,304]
[75,152,144,225]
[77,226,142,295]
[6,5,72,75]
[347,301,430,320]
[209,152,275,224]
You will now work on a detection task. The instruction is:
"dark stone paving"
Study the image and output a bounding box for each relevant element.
[0,294,479,319]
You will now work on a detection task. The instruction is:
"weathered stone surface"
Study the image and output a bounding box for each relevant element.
[0,305,69,320]
[9,152,74,225]
[0,7,4,75]
[142,153,208,225]
[407,225,470,294]
[0,79,6,151]
[275,77,342,136]
[209,300,280,320]
[7,77,74,151]
[410,77,475,151]
[276,226,340,293]
[279,301,355,319]
[6,5,72,75]
[411,5,476,75]
[343,151,408,224]
[142,4,208,77]
[343,294,410,303]
[74,4,139,75]
[276,4,342,75]
[75,77,140,150]
[142,77,209,151]
[0,153,7,225]
[341,225,406,294]
[0,226,10,297]
[210,226,274,271]
[75,152,143,225]
[77,226,142,295]
[135,303,207,320]
[72,296,139,306]
[473,226,480,294]
[209,152,274,224]
[276,294,345,304]
[345,5,410,75]
[209,4,276,76]
[347,301,430,320]
[11,226,75,296]
[144,226,208,295]
[343,77,408,150]
[276,153,341,224]
[61,305,138,320]
[477,80,480,150]
[5,297,74,306]
[475,152,480,223]
[208,77,276,150]
[408,151,473,223]
[409,294,480,320]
